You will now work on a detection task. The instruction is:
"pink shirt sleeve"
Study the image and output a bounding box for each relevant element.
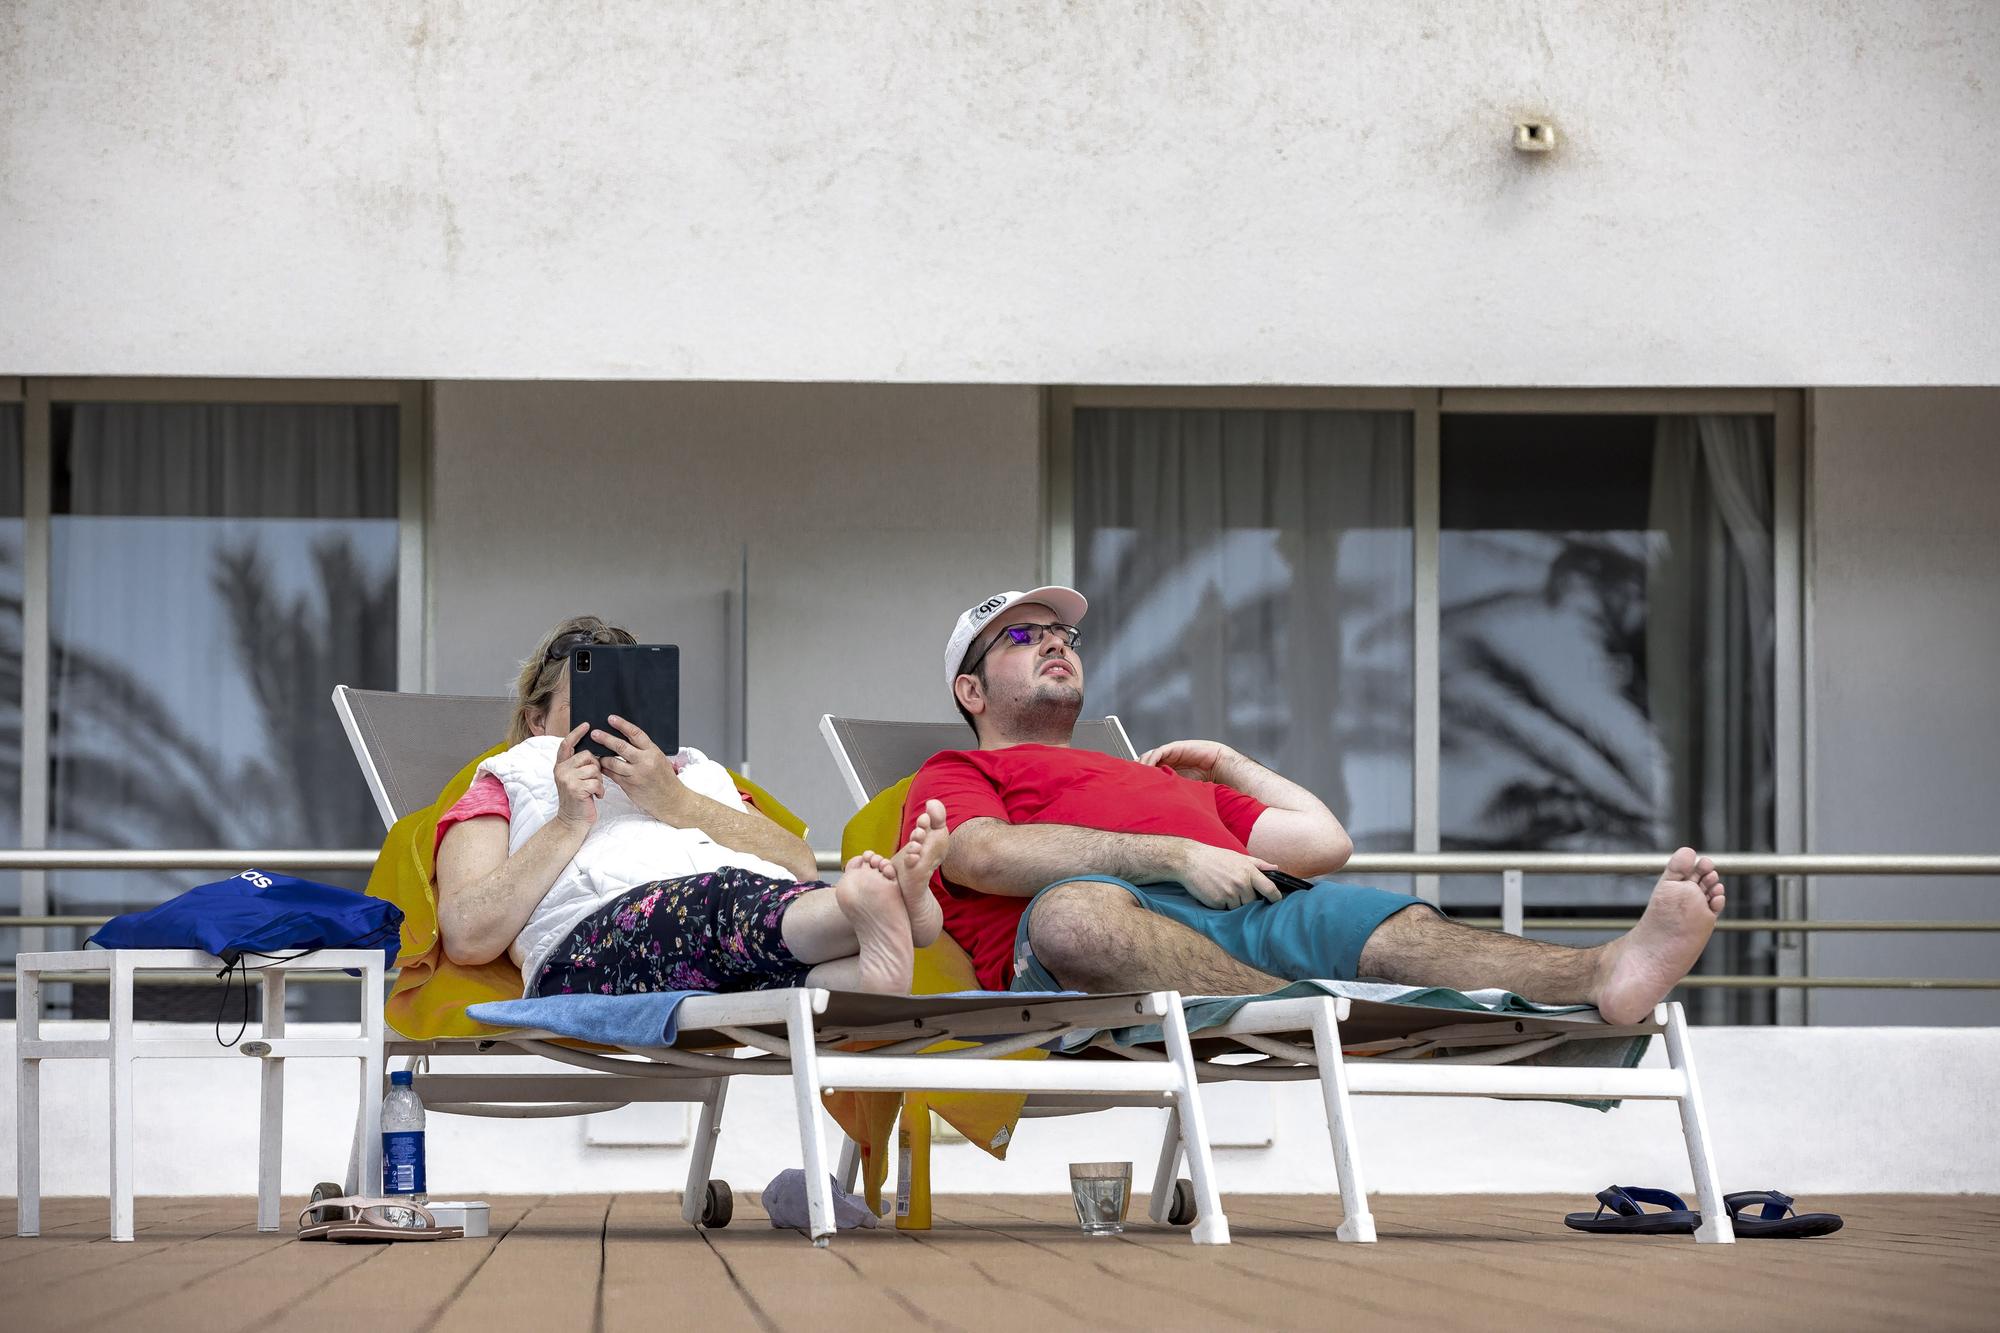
[434,772,511,859]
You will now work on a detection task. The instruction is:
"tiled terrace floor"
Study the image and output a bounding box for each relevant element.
[4,1193,1995,1332]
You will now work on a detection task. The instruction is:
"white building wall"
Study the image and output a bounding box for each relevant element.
[428,381,1041,839]
[1807,389,2000,1024]
[3,1,1997,384]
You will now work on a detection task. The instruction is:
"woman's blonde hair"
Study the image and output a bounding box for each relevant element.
[507,615,638,745]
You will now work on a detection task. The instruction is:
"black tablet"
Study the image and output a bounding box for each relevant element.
[568,643,680,759]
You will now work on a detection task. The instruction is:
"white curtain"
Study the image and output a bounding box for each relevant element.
[1,405,23,852]
[61,403,395,516]
[1648,414,1777,1020]
[1,408,19,1014]
[1647,414,1775,852]
[1072,408,1414,849]
[0,404,21,513]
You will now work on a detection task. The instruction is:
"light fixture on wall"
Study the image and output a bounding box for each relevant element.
[1514,120,1557,153]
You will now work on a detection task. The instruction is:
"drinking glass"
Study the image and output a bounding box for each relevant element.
[1068,1161,1133,1235]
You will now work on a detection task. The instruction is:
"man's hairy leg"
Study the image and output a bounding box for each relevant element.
[1356,848,1725,1023]
[1028,881,1284,994]
[1356,906,1599,999]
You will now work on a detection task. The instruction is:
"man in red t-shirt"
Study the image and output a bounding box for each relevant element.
[904,587,1728,1025]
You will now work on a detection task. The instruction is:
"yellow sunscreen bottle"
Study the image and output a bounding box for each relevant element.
[895,1093,932,1230]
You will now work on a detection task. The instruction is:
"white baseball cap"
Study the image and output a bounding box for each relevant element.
[944,586,1089,690]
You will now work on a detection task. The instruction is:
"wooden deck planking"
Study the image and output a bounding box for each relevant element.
[266,1197,545,1333]
[19,1208,288,1333]
[599,1192,767,1333]
[848,1195,1231,1333]
[928,1195,1304,1332]
[3,1193,1996,1332]
[425,1194,612,1333]
[1235,1193,1999,1327]
[691,1207,945,1333]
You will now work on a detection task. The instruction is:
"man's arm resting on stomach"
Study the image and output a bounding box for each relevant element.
[944,817,1283,909]
[1142,739,1354,878]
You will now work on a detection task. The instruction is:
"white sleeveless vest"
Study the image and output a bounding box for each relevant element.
[480,736,795,992]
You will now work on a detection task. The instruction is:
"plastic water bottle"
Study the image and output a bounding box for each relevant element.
[381,1070,428,1202]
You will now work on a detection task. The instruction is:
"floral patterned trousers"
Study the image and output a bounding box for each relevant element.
[533,868,819,996]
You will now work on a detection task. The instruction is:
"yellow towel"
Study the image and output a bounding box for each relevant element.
[821,777,1036,1212]
[369,744,521,1039]
[366,749,812,1041]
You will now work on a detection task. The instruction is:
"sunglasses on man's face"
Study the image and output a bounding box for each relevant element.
[964,622,1082,675]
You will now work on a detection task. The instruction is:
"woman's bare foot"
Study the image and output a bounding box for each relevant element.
[892,799,951,947]
[1591,848,1726,1024]
[834,851,915,994]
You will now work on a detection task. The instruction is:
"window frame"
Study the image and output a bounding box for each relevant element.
[1044,385,1809,1020]
[8,377,429,955]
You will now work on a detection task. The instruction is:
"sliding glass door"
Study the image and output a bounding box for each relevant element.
[1056,389,1798,1022]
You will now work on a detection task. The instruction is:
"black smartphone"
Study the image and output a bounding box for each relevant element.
[568,643,680,759]
[1264,869,1317,894]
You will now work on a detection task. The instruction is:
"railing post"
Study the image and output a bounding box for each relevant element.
[1776,872,1807,1025]
[1501,868,1523,936]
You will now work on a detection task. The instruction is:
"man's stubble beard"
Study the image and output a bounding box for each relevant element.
[1004,678,1084,743]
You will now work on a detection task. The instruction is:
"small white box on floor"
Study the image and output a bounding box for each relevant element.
[426,1201,489,1237]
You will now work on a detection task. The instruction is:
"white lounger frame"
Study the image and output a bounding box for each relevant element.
[482,987,1231,1244]
[819,713,1736,1245]
[1127,993,1728,1243]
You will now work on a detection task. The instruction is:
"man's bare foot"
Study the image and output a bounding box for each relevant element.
[1591,848,1726,1024]
[834,851,915,994]
[892,799,950,947]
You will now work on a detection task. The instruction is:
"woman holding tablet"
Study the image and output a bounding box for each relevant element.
[435,615,947,997]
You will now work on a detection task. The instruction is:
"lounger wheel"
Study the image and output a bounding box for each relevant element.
[1167,1178,1198,1227]
[310,1181,345,1207]
[700,1179,734,1228]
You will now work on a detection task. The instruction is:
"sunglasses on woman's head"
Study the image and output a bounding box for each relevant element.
[545,628,632,662]
[963,622,1082,675]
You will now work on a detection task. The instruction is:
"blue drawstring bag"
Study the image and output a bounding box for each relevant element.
[88,869,402,967]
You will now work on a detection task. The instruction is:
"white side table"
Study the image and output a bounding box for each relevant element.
[14,948,386,1241]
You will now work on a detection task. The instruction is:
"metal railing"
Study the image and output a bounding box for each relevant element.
[2,848,1997,991]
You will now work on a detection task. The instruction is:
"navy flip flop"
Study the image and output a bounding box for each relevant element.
[1564,1186,1701,1235]
[1724,1190,1844,1238]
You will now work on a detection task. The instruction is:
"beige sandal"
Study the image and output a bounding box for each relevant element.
[298,1196,464,1243]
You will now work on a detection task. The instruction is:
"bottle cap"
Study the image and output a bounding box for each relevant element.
[390,1070,414,1086]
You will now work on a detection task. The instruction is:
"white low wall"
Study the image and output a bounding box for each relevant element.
[4,1024,1992,1203]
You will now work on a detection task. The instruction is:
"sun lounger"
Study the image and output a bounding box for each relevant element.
[334,686,755,1223]
[331,687,1232,1245]
[819,713,1737,1244]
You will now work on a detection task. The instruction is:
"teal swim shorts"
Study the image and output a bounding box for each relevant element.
[1008,874,1427,993]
